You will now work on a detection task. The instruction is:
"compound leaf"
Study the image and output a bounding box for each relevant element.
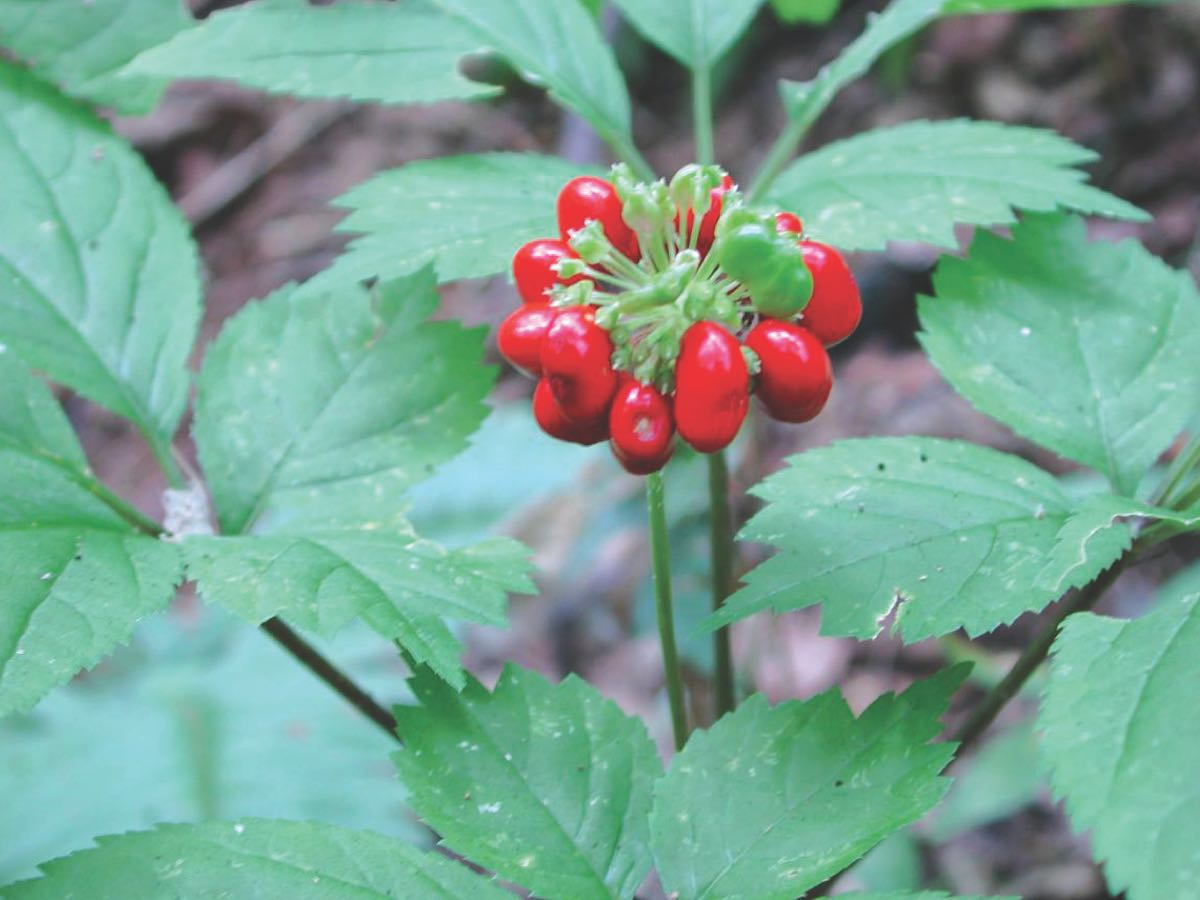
[188,268,532,686]
[611,0,765,69]
[771,120,1145,252]
[126,0,497,106]
[394,664,659,900]
[707,437,1106,641]
[919,214,1200,494]
[320,153,592,287]
[1040,570,1200,899]
[650,666,966,900]
[0,0,191,113]
[0,450,180,716]
[1,819,509,899]
[0,61,201,453]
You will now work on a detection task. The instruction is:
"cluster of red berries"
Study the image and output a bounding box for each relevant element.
[497,166,861,475]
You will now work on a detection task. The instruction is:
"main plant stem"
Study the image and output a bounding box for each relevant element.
[647,472,689,750]
[952,554,1130,756]
[707,451,737,718]
[262,619,401,743]
[102,441,401,744]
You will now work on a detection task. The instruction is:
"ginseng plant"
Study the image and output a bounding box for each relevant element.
[1,0,1198,899]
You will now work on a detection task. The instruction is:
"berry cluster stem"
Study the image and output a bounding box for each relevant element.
[648,471,690,750]
[708,450,738,718]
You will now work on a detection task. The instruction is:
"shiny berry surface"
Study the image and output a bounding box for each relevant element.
[533,379,608,445]
[497,304,557,376]
[557,176,640,260]
[541,306,619,424]
[609,376,675,475]
[674,321,749,453]
[774,211,804,235]
[512,238,582,305]
[798,240,862,346]
[746,319,832,423]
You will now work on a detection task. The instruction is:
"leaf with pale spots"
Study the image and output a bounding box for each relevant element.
[125,0,496,106]
[650,666,967,900]
[1039,566,1200,900]
[707,437,1115,641]
[0,61,202,451]
[317,153,595,288]
[1038,495,1200,594]
[771,121,1145,252]
[0,819,511,898]
[187,268,533,686]
[920,214,1200,494]
[0,450,181,716]
[394,664,660,900]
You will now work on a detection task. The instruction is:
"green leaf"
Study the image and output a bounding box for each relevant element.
[432,0,633,149]
[1040,572,1200,899]
[0,450,180,716]
[707,437,1108,641]
[0,347,87,470]
[0,61,201,453]
[394,664,659,900]
[2,820,510,899]
[776,0,948,138]
[188,268,532,686]
[1037,495,1200,594]
[919,214,1200,494]
[194,271,492,536]
[947,0,1164,10]
[611,0,765,69]
[771,0,843,24]
[320,153,593,287]
[0,0,191,114]
[126,0,498,106]
[649,666,967,900]
[771,120,1145,252]
[0,610,424,881]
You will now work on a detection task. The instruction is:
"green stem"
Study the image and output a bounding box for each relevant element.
[647,471,689,750]
[952,553,1130,756]
[746,97,827,204]
[707,451,737,718]
[262,618,401,743]
[145,427,186,489]
[1151,433,1200,507]
[692,64,715,166]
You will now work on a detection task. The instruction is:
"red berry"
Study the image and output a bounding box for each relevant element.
[745,319,832,423]
[674,321,749,454]
[609,376,675,475]
[775,211,804,235]
[678,174,735,256]
[512,238,583,305]
[497,304,557,376]
[557,176,640,260]
[541,306,619,424]
[533,379,608,445]
[798,241,861,346]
